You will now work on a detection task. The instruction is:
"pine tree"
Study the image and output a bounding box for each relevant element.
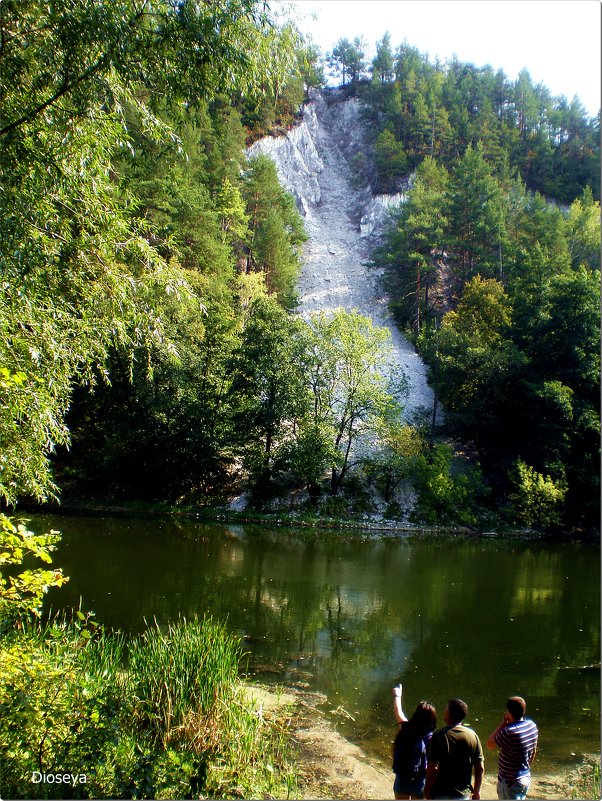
[446,143,506,295]
[372,32,394,83]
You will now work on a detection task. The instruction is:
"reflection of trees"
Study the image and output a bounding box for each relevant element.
[47,518,599,769]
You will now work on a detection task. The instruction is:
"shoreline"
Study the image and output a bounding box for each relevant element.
[15,498,600,542]
[246,685,582,801]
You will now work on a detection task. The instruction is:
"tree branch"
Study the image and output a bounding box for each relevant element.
[0,7,148,137]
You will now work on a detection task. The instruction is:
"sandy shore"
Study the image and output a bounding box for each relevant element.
[245,685,574,801]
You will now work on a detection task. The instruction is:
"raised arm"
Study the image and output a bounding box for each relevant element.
[487,711,511,750]
[392,683,408,724]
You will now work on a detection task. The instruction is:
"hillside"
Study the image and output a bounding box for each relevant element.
[249,89,435,418]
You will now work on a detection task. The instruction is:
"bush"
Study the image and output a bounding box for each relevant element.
[508,459,567,529]
[411,443,488,527]
[0,615,295,799]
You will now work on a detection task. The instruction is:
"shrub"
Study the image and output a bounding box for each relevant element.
[508,459,567,529]
[0,616,295,799]
[411,443,488,526]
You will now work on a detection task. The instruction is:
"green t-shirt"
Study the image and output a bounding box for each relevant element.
[428,724,484,798]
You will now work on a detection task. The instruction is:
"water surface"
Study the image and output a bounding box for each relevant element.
[33,513,600,778]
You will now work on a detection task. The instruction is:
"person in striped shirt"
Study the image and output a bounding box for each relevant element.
[486,696,538,800]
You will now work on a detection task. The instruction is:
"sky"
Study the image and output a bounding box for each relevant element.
[282,0,601,117]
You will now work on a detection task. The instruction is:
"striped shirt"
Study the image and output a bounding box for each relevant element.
[495,718,539,782]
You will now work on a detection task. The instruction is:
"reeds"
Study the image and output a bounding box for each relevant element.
[0,614,297,799]
[125,616,241,747]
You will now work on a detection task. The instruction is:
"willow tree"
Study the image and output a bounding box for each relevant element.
[0,0,295,505]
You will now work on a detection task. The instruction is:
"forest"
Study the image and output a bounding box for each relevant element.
[0,2,600,798]
[1,5,600,534]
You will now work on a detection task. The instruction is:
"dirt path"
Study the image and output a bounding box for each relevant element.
[246,686,572,800]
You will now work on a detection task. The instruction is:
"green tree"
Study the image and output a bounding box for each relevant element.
[508,459,567,529]
[0,516,68,622]
[382,157,449,331]
[297,42,326,91]
[412,443,487,526]
[431,276,526,448]
[0,0,286,505]
[503,182,571,284]
[372,32,394,84]
[374,129,408,192]
[304,311,406,494]
[446,143,506,293]
[328,36,366,85]
[229,297,307,499]
[565,186,601,271]
[242,155,306,307]
[217,177,251,251]
[364,421,425,505]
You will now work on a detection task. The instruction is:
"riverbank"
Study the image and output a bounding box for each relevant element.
[246,685,582,800]
[18,497,600,542]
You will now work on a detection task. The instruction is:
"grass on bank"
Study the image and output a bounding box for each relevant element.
[0,614,297,799]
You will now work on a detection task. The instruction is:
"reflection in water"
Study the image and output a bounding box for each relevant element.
[35,514,600,776]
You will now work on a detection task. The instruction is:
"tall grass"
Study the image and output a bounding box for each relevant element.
[0,613,296,799]
[126,616,241,747]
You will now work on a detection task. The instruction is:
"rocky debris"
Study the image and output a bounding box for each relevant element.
[247,90,435,419]
[247,103,323,212]
[359,192,406,238]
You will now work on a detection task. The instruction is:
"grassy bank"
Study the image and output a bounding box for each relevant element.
[0,615,296,799]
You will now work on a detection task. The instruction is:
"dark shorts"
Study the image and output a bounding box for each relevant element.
[393,772,425,797]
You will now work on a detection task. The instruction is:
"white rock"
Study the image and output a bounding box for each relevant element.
[247,91,435,420]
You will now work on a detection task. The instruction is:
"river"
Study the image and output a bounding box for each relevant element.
[32,513,600,780]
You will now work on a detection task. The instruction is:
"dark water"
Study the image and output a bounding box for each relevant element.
[31,513,600,777]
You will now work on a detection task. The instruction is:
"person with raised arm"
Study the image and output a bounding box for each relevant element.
[392,683,437,799]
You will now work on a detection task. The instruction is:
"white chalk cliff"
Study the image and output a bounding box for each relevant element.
[248,90,434,419]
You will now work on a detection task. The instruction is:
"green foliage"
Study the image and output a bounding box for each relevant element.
[508,459,567,529]
[297,42,326,90]
[378,156,449,331]
[230,296,308,498]
[0,616,294,800]
[328,37,367,85]
[286,423,338,498]
[446,143,506,290]
[0,515,68,623]
[243,155,307,307]
[411,444,489,526]
[1,0,313,511]
[303,310,407,493]
[363,422,426,503]
[371,32,395,84]
[565,187,601,271]
[354,40,599,204]
[370,101,599,530]
[374,129,408,192]
[432,276,525,419]
[0,0,300,508]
